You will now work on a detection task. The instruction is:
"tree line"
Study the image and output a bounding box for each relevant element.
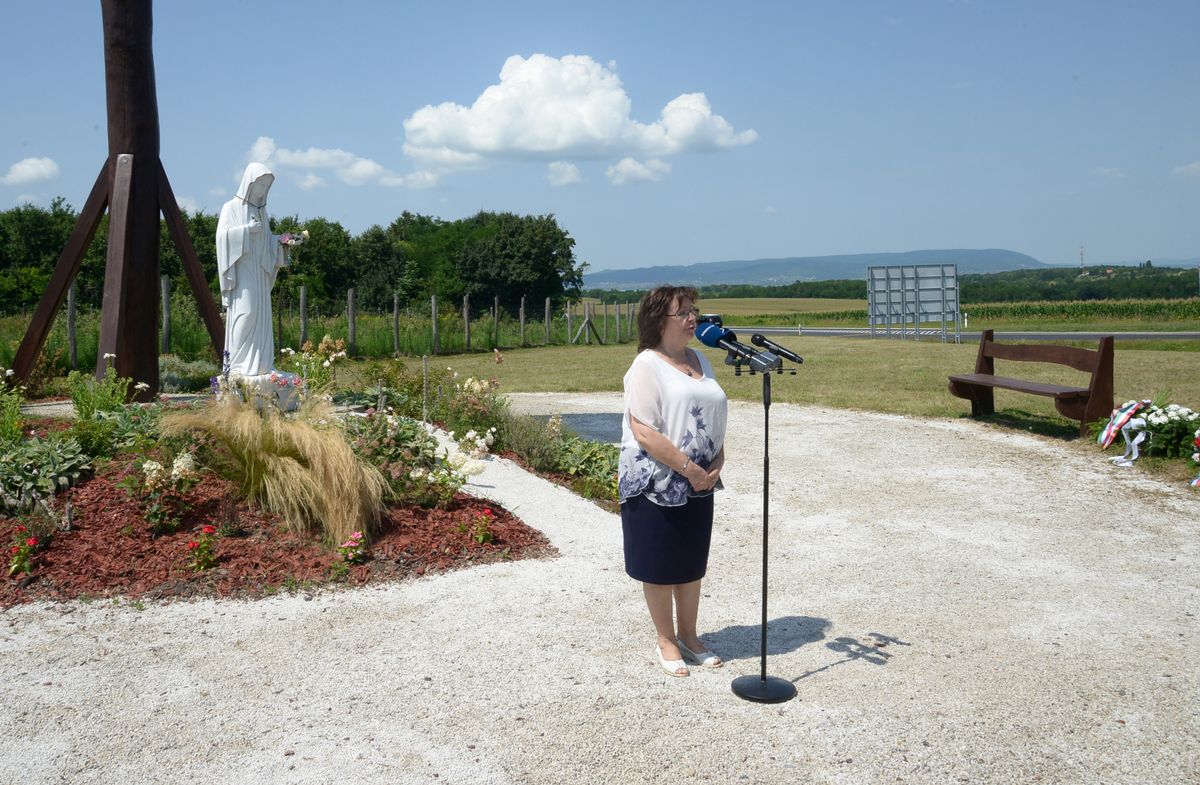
[0,199,586,317]
[583,265,1198,304]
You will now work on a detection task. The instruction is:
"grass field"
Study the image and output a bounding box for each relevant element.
[353,335,1199,421]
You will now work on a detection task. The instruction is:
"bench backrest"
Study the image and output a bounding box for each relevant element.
[974,329,1114,393]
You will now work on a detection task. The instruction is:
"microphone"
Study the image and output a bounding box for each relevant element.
[695,323,780,373]
[751,334,804,365]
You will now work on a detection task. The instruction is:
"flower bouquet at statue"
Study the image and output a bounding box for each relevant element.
[280,229,309,247]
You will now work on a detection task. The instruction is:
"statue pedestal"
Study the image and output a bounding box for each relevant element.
[218,370,303,412]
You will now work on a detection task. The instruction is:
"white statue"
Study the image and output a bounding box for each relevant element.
[216,162,302,409]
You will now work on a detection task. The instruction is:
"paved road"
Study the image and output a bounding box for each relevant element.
[733,326,1200,342]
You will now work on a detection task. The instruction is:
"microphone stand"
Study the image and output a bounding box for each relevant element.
[729,356,798,704]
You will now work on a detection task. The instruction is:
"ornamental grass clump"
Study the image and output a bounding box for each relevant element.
[161,393,385,546]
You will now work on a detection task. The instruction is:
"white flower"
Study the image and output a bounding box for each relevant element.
[322,360,331,368]
[103,352,116,360]
[4,369,12,377]
[171,453,198,482]
[134,381,150,391]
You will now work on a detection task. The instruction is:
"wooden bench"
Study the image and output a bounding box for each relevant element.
[948,329,1114,437]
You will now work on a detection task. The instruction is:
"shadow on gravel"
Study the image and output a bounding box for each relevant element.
[706,615,832,662]
[963,409,1082,441]
[791,632,912,683]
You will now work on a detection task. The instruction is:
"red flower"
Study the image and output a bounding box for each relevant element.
[484,508,493,518]
[187,541,200,550]
[15,525,26,533]
[8,546,17,555]
[25,538,37,547]
[201,525,217,535]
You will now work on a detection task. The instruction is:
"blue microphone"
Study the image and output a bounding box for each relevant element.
[695,323,780,372]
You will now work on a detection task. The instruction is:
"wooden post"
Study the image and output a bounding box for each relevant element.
[566,303,574,344]
[616,301,622,343]
[544,297,551,344]
[463,294,471,351]
[160,275,170,353]
[393,291,400,355]
[67,282,78,370]
[493,295,500,348]
[603,301,609,344]
[431,295,440,355]
[584,303,591,345]
[347,288,357,354]
[97,0,163,398]
[299,285,308,347]
[519,295,526,346]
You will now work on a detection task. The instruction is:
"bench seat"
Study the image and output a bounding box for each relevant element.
[947,329,1114,437]
[948,373,1088,399]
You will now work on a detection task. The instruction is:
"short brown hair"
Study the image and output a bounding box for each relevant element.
[636,285,699,352]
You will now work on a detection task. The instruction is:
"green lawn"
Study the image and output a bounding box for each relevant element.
[356,336,1199,424]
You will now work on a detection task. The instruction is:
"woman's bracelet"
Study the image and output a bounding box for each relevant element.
[680,457,690,473]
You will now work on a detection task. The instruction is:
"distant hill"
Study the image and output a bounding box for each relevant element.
[583,249,1050,290]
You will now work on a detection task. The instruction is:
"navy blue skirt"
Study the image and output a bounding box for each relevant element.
[621,493,714,585]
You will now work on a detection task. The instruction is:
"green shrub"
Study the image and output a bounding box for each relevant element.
[71,417,120,459]
[67,362,130,421]
[0,435,91,515]
[0,381,23,444]
[345,410,469,508]
[500,414,565,473]
[159,355,220,393]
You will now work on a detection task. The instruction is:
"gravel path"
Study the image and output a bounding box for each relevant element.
[1,393,1196,784]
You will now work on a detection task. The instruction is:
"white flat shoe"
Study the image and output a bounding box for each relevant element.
[677,639,723,668]
[655,644,690,677]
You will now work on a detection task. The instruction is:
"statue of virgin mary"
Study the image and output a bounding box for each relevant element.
[215,163,300,408]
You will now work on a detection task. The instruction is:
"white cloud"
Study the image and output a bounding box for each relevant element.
[14,194,38,205]
[296,173,326,191]
[547,161,582,186]
[1,157,60,186]
[402,54,756,172]
[176,196,201,213]
[1094,166,1124,179]
[1170,161,1200,177]
[606,157,670,185]
[245,136,438,190]
[765,206,778,214]
[208,187,227,197]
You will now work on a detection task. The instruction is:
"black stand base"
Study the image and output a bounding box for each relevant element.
[731,674,797,704]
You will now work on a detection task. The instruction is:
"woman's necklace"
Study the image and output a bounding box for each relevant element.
[656,347,695,377]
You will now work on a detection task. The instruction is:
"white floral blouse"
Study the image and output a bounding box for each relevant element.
[618,349,728,506]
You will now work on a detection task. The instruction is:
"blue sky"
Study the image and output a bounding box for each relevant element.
[2,0,1198,272]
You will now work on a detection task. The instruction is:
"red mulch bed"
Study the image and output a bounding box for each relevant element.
[1,458,556,608]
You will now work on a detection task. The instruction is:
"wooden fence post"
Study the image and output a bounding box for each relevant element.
[299,285,308,347]
[493,295,500,348]
[603,301,609,344]
[519,295,526,346]
[393,292,400,355]
[566,303,574,344]
[67,282,78,369]
[463,294,471,351]
[544,297,551,344]
[160,275,171,354]
[347,288,357,354]
[616,301,622,343]
[431,294,440,355]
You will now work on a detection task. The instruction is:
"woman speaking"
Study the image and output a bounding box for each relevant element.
[618,285,728,677]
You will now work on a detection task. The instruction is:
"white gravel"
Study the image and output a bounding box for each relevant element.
[1,392,1196,784]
